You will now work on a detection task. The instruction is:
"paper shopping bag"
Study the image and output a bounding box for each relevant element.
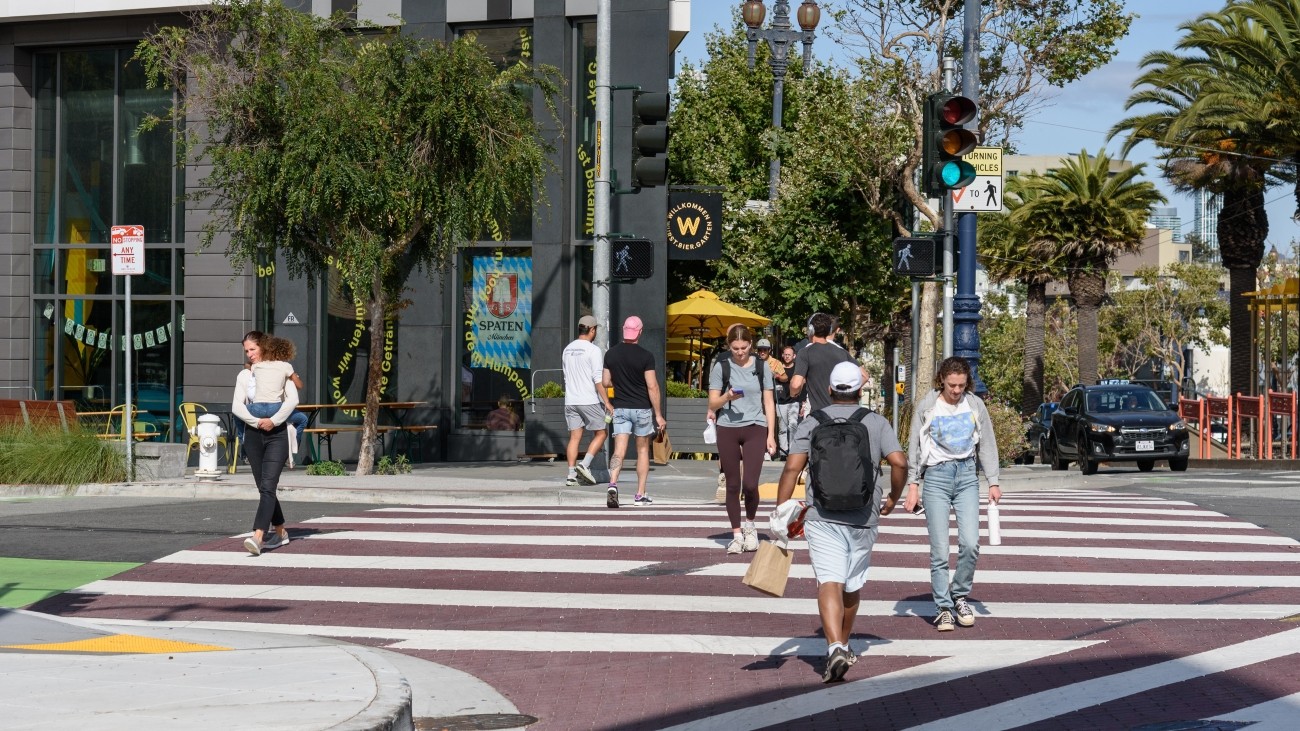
[741,541,794,597]
[652,428,672,465]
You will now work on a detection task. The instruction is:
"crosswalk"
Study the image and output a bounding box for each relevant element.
[40,489,1300,730]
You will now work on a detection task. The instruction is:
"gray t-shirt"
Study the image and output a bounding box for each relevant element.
[791,404,902,528]
[793,343,856,412]
[709,357,774,428]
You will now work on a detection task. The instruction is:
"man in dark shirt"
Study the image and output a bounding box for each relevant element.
[789,313,864,413]
[602,316,666,508]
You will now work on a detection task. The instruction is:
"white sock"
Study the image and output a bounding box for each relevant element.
[827,642,847,655]
[580,454,594,469]
[567,468,577,478]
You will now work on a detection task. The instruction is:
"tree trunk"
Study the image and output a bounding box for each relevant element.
[914,281,940,401]
[1217,185,1268,397]
[1021,280,1047,415]
[1068,269,1106,386]
[355,281,389,476]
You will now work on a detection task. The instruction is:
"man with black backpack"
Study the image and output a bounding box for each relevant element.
[771,361,907,684]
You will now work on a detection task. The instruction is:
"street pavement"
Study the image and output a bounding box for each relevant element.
[4,459,1300,729]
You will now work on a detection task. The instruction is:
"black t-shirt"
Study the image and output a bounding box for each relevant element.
[604,342,656,409]
[794,342,855,412]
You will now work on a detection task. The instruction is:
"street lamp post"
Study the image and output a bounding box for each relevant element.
[743,0,820,201]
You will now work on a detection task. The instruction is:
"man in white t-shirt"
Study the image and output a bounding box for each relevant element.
[562,315,614,486]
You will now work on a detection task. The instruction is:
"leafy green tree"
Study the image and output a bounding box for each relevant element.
[1010,150,1165,387]
[1098,264,1231,384]
[668,20,912,345]
[975,290,1028,407]
[1110,5,1283,396]
[980,176,1071,415]
[136,0,557,474]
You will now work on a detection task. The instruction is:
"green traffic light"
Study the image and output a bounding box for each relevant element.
[940,160,977,189]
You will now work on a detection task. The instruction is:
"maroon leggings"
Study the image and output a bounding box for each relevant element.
[717,423,768,528]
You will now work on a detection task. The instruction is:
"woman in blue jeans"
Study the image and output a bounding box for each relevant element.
[903,357,1002,631]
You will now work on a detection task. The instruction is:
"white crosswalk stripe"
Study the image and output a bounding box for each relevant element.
[51,489,1300,729]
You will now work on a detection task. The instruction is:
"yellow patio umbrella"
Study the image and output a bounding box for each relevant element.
[666,290,771,339]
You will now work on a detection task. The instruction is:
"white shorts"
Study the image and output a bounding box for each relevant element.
[804,520,878,593]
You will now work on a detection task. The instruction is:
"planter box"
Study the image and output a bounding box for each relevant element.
[667,397,716,455]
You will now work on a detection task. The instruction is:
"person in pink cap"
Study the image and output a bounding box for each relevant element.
[601,315,666,507]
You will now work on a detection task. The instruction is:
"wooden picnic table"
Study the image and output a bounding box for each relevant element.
[296,402,433,462]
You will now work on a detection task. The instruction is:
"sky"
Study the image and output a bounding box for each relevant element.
[675,0,1300,253]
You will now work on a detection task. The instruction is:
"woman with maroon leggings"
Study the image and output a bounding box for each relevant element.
[708,325,777,554]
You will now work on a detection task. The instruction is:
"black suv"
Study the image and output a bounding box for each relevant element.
[1044,383,1190,474]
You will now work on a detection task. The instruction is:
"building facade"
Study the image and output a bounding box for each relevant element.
[0,0,689,461]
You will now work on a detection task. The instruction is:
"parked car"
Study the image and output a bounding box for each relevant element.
[1024,401,1058,463]
[1044,383,1191,475]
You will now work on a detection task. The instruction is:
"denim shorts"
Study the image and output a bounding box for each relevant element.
[612,408,655,437]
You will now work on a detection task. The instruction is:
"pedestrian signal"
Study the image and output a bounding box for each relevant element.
[922,92,978,196]
[611,238,654,280]
[893,235,939,278]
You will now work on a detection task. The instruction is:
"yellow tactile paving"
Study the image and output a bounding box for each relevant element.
[1,633,231,654]
[758,481,805,500]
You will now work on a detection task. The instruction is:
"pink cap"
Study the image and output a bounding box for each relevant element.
[622,316,644,340]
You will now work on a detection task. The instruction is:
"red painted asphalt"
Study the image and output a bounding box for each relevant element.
[30,491,1300,730]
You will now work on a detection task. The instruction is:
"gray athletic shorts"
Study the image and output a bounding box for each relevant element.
[804,520,878,593]
[565,403,607,431]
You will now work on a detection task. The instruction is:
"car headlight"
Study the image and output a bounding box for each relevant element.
[1089,423,1115,433]
[1169,420,1187,431]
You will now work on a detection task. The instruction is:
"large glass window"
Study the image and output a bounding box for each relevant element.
[320,267,398,425]
[459,246,532,431]
[32,48,185,438]
[459,24,534,241]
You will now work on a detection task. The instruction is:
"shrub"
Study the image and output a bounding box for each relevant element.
[666,379,706,398]
[375,454,413,475]
[533,381,564,399]
[306,460,347,476]
[0,424,127,485]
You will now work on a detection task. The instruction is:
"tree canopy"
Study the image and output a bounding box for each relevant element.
[136,0,557,473]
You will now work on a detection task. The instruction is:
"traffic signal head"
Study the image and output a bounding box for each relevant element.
[632,91,670,188]
[922,92,978,197]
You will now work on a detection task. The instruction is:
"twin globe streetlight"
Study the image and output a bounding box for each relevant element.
[742,0,821,201]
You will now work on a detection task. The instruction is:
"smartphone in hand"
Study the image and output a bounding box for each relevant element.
[732,388,745,397]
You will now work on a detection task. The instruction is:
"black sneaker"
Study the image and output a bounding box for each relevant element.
[954,596,975,627]
[821,646,852,683]
[934,608,955,632]
[606,486,619,509]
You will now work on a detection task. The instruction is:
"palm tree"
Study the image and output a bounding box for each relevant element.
[980,177,1071,415]
[1011,150,1165,386]
[1110,6,1288,396]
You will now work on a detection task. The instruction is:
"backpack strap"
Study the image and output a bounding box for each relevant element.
[810,410,831,426]
[720,357,731,394]
[850,407,870,422]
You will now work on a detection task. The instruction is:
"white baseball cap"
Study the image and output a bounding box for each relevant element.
[830,361,863,392]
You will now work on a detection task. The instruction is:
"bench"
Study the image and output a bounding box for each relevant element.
[305,424,438,463]
[0,399,79,431]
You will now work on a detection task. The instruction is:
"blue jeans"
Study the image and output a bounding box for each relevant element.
[921,457,981,611]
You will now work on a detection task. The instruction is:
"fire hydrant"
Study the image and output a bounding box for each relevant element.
[195,413,225,477]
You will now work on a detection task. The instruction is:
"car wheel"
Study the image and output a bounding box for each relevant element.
[1137,459,1155,472]
[1048,437,1068,471]
[1170,456,1189,472]
[1077,438,1098,475]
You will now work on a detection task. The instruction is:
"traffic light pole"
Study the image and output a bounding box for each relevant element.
[593,0,611,350]
[955,0,988,393]
[941,57,956,360]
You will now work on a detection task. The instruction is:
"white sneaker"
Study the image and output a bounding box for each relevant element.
[574,464,596,485]
[742,523,759,551]
[726,536,744,554]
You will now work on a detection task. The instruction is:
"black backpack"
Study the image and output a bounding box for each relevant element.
[808,407,875,511]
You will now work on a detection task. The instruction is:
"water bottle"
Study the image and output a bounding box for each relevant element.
[987,500,1001,546]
